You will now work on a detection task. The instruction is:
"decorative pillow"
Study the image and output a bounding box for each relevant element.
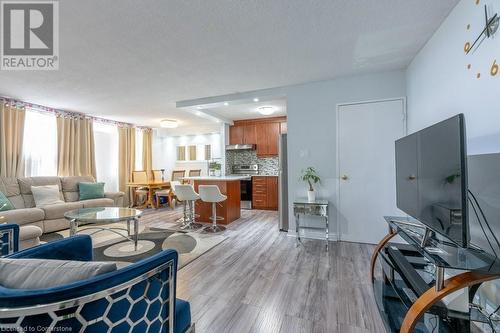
[0,258,117,289]
[0,192,14,211]
[79,182,105,200]
[31,185,64,207]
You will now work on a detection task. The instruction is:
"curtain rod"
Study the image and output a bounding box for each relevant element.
[1,96,151,130]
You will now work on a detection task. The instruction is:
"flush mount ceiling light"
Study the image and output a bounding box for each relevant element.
[253,98,259,102]
[257,106,275,116]
[160,119,178,128]
[224,102,229,106]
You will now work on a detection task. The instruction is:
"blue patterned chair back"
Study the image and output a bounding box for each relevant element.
[0,224,19,257]
[0,235,184,333]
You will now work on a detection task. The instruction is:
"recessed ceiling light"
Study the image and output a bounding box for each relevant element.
[196,106,202,109]
[195,111,202,116]
[253,98,259,102]
[257,106,275,116]
[160,119,178,128]
[224,102,229,106]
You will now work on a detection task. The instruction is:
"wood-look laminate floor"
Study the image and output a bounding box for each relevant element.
[143,207,386,333]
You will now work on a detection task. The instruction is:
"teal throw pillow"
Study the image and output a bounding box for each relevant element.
[79,182,105,200]
[0,192,14,211]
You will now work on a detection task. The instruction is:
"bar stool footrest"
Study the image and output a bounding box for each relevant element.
[204,225,226,233]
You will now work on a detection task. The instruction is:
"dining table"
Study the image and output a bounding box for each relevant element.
[126,180,170,209]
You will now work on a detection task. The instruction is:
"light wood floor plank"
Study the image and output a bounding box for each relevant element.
[141,207,385,333]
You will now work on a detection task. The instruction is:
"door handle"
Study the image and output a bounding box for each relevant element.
[341,175,349,181]
[408,175,416,181]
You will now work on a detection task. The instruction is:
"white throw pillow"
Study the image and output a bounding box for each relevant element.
[31,185,65,207]
[0,258,117,289]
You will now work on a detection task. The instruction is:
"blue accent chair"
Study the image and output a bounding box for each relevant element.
[0,234,194,333]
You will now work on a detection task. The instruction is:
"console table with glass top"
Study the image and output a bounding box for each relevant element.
[372,216,500,333]
[293,199,329,250]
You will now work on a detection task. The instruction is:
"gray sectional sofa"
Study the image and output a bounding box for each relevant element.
[0,176,124,234]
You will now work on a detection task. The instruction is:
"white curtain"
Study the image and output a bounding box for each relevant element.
[23,110,57,177]
[93,122,119,192]
[135,128,143,171]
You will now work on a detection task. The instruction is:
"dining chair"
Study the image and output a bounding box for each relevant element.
[152,169,163,181]
[172,170,186,182]
[155,180,181,209]
[132,170,149,206]
[188,169,201,177]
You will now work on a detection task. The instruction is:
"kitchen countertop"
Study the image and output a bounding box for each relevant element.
[183,175,251,181]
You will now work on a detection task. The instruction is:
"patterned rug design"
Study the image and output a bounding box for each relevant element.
[41,221,226,269]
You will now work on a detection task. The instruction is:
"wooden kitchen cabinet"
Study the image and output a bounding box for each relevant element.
[256,122,280,156]
[229,124,257,145]
[229,116,286,156]
[252,176,278,210]
[229,126,244,145]
[243,124,256,144]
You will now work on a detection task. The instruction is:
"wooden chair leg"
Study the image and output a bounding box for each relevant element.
[168,193,174,209]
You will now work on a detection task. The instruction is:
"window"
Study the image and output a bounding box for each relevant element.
[188,145,196,160]
[135,129,143,170]
[93,122,119,192]
[204,144,212,160]
[23,110,57,176]
[176,146,186,161]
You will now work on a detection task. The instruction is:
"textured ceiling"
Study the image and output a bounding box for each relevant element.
[0,0,458,131]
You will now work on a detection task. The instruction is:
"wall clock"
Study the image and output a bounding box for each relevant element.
[464,1,499,78]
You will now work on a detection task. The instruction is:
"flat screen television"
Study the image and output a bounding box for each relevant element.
[395,114,469,247]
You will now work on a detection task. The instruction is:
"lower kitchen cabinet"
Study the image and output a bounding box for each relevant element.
[252,176,278,210]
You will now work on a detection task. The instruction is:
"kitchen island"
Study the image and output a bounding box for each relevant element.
[183,175,248,225]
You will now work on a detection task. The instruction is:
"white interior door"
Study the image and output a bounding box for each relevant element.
[338,99,406,244]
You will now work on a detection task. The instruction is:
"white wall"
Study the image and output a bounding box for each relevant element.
[153,130,222,178]
[192,71,406,239]
[407,0,500,154]
[284,71,406,239]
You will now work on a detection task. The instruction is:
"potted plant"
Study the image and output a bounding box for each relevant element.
[300,167,321,202]
[209,161,222,177]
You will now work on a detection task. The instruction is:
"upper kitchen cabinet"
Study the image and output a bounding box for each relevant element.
[243,124,257,144]
[256,122,280,156]
[229,124,256,145]
[229,125,244,145]
[229,117,286,156]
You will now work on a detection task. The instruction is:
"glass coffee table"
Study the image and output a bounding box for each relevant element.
[64,207,142,251]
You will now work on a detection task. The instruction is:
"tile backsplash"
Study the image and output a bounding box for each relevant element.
[226,150,279,176]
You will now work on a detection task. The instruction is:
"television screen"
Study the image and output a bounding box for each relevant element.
[468,153,500,257]
[395,114,469,247]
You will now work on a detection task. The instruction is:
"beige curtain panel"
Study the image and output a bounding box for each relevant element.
[142,129,153,173]
[57,117,96,178]
[0,103,26,178]
[118,127,136,207]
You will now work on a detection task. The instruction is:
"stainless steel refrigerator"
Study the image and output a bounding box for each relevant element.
[278,133,289,231]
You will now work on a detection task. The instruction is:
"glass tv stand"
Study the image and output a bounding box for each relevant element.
[371,216,500,333]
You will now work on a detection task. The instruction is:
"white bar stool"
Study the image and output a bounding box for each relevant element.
[174,184,203,230]
[198,185,227,233]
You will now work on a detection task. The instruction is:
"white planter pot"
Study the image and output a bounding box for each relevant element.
[307,190,316,202]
